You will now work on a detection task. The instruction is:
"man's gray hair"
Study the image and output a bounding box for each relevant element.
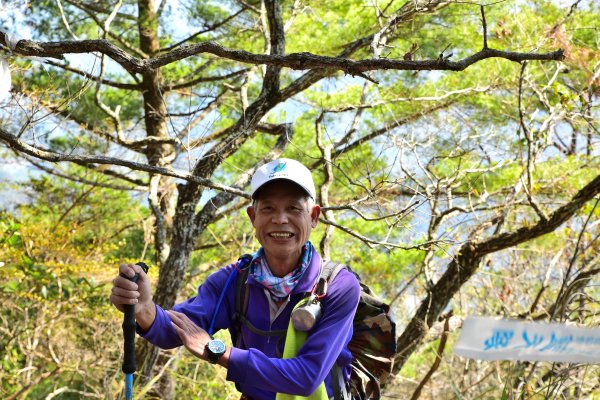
[252,194,315,212]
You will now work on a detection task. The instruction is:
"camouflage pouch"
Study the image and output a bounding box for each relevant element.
[323,263,397,400]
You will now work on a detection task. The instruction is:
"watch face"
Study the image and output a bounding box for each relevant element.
[207,339,226,355]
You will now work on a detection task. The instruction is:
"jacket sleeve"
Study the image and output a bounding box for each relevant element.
[226,268,360,396]
[137,264,237,348]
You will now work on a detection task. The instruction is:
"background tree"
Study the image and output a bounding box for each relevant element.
[0,0,597,399]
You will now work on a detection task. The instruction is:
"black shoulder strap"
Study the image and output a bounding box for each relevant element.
[232,256,252,348]
[232,258,287,349]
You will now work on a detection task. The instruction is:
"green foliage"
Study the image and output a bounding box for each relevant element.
[11,171,149,263]
[0,211,123,399]
[286,1,378,55]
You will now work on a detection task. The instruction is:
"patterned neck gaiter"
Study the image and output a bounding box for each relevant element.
[250,241,314,302]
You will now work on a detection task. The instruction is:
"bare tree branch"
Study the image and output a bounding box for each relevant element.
[318,216,446,251]
[551,198,600,321]
[335,81,371,148]
[162,68,250,91]
[316,112,335,259]
[80,163,148,187]
[0,126,249,198]
[25,156,145,191]
[394,172,600,372]
[160,7,249,53]
[55,0,79,40]
[518,61,548,222]
[1,32,564,76]
[409,311,452,400]
[63,0,136,20]
[13,82,175,153]
[332,100,457,160]
[43,59,140,90]
[62,0,147,59]
[480,5,488,50]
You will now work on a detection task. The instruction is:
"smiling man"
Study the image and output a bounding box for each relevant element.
[110,158,361,400]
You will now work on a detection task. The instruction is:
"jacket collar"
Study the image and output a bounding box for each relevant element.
[245,246,322,294]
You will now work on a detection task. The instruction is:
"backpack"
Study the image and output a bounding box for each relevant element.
[231,259,397,400]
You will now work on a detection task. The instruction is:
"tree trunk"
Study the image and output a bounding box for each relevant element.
[136,0,177,395]
[137,0,176,266]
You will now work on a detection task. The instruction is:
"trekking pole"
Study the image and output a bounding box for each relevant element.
[121,261,149,400]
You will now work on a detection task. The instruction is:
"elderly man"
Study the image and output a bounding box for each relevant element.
[110,158,361,399]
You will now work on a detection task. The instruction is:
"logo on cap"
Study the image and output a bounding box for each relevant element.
[272,161,287,173]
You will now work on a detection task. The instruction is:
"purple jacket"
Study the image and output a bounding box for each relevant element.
[139,248,361,399]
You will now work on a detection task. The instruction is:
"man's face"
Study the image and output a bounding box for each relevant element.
[247,181,320,268]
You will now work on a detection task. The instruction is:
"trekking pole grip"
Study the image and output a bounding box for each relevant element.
[121,262,149,374]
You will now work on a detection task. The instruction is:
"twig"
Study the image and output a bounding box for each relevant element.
[55,0,79,40]
[552,197,600,321]
[318,216,446,251]
[25,155,145,191]
[6,367,62,400]
[43,59,140,89]
[163,68,250,92]
[518,61,548,222]
[315,112,335,259]
[409,311,452,400]
[159,7,248,53]
[480,5,488,49]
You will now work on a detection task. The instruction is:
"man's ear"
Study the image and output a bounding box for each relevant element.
[310,205,320,228]
[246,206,256,225]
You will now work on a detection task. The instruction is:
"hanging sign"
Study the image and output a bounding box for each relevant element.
[454,317,600,363]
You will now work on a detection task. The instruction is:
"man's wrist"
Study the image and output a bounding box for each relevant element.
[135,302,156,332]
[217,346,231,368]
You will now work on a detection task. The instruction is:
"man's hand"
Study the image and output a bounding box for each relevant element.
[167,310,212,361]
[110,263,155,330]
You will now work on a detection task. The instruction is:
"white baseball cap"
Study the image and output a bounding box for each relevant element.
[250,158,316,200]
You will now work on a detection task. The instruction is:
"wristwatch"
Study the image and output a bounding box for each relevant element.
[205,339,226,364]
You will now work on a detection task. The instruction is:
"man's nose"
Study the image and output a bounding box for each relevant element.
[272,210,289,224]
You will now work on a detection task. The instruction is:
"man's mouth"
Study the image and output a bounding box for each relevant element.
[269,232,293,238]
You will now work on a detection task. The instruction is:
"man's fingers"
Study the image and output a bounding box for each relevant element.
[170,319,183,335]
[112,275,138,291]
[111,285,139,300]
[167,310,198,333]
[166,311,189,342]
[110,294,138,305]
[119,263,137,279]
[131,263,148,279]
[166,310,186,325]
[165,311,207,360]
[110,264,148,313]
